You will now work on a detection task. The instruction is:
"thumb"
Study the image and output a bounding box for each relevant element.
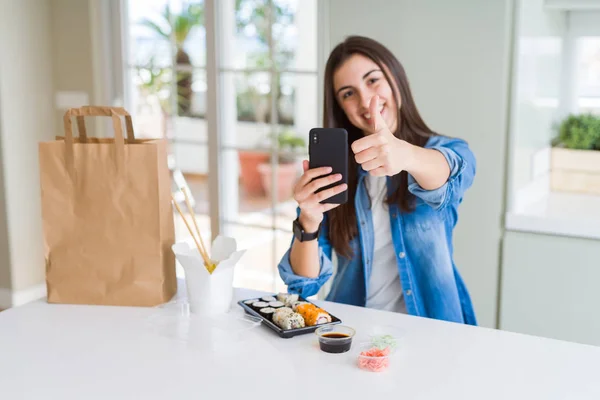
[369,95,388,133]
[302,159,309,172]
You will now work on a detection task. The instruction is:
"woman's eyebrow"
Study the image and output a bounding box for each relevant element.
[362,69,381,80]
[335,69,382,96]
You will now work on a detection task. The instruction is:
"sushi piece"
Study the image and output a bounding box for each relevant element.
[259,307,276,320]
[243,299,260,306]
[268,301,285,309]
[261,296,277,302]
[272,307,305,330]
[274,306,293,316]
[251,301,269,310]
[291,301,309,311]
[296,303,332,326]
[276,293,299,307]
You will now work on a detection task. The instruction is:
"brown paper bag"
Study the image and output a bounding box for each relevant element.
[39,106,176,306]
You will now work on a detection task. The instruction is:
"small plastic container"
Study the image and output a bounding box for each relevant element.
[315,325,356,353]
[356,342,395,372]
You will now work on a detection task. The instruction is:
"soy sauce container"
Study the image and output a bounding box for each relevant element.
[315,325,355,354]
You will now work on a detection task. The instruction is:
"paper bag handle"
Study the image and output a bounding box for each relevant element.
[63,106,135,142]
[63,106,135,176]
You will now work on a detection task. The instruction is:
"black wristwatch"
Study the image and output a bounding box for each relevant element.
[293,218,320,242]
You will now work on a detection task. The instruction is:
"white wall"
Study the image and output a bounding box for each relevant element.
[0,85,11,298]
[0,0,55,305]
[51,0,97,137]
[545,0,600,9]
[325,0,514,328]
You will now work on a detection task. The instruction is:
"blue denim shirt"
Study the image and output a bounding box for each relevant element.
[278,135,477,325]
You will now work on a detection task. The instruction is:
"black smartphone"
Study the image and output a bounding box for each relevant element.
[308,128,348,204]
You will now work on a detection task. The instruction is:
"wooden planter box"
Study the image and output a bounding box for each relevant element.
[551,148,600,195]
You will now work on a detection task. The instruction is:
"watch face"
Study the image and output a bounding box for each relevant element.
[293,219,302,238]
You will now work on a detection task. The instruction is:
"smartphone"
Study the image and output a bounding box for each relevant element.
[308,128,348,204]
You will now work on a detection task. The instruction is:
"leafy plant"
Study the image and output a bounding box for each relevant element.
[277,130,306,150]
[139,2,203,116]
[235,0,295,124]
[274,130,306,164]
[553,114,600,150]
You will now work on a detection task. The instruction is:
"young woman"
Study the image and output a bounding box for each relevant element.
[278,35,477,325]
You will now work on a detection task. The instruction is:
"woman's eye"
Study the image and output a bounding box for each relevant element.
[368,78,379,84]
[342,90,353,99]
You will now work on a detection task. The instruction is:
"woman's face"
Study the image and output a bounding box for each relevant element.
[333,54,400,135]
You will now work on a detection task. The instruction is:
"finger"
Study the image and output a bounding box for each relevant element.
[370,95,379,131]
[369,95,388,134]
[354,146,379,165]
[296,166,333,188]
[300,183,348,207]
[297,173,342,202]
[302,160,309,172]
[313,183,348,204]
[362,157,385,172]
[351,133,387,154]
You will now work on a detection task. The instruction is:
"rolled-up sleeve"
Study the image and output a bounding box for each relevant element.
[408,136,476,210]
[277,211,334,298]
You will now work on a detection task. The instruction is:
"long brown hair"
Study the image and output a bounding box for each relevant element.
[324,35,437,258]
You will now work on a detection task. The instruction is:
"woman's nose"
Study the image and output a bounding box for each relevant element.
[359,92,374,110]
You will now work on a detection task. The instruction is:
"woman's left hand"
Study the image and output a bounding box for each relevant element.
[351,95,415,177]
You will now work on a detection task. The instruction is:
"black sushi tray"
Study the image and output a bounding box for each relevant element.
[237,294,342,339]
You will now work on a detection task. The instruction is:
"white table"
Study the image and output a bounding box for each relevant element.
[1,287,600,400]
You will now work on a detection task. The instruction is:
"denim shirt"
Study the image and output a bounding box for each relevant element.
[277,135,477,325]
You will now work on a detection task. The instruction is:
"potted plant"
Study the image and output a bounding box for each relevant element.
[236,84,272,197]
[238,149,271,197]
[257,130,306,202]
[551,113,600,195]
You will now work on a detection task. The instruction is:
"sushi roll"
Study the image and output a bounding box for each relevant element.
[251,301,269,311]
[243,299,260,306]
[261,295,277,302]
[276,293,299,307]
[291,301,309,311]
[272,307,305,330]
[296,303,332,326]
[268,301,285,309]
[274,306,293,316]
[258,307,276,320]
[271,307,292,322]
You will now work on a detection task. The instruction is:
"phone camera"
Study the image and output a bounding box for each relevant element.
[312,134,318,144]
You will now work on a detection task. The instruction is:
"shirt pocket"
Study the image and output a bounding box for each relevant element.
[401,197,446,232]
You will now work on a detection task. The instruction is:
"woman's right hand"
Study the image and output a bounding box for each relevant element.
[293,160,348,232]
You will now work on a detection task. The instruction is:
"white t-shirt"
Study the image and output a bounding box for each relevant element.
[364,174,406,313]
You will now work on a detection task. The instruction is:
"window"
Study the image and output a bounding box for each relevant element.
[575,37,600,115]
[123,0,319,292]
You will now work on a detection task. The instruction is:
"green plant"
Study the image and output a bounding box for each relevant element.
[235,0,295,124]
[553,114,600,150]
[139,2,203,116]
[274,130,306,164]
[277,130,306,150]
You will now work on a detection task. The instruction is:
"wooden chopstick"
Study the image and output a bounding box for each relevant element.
[180,187,210,262]
[178,188,216,273]
[171,194,212,272]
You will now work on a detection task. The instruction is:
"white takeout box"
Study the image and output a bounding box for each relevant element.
[172,236,245,315]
